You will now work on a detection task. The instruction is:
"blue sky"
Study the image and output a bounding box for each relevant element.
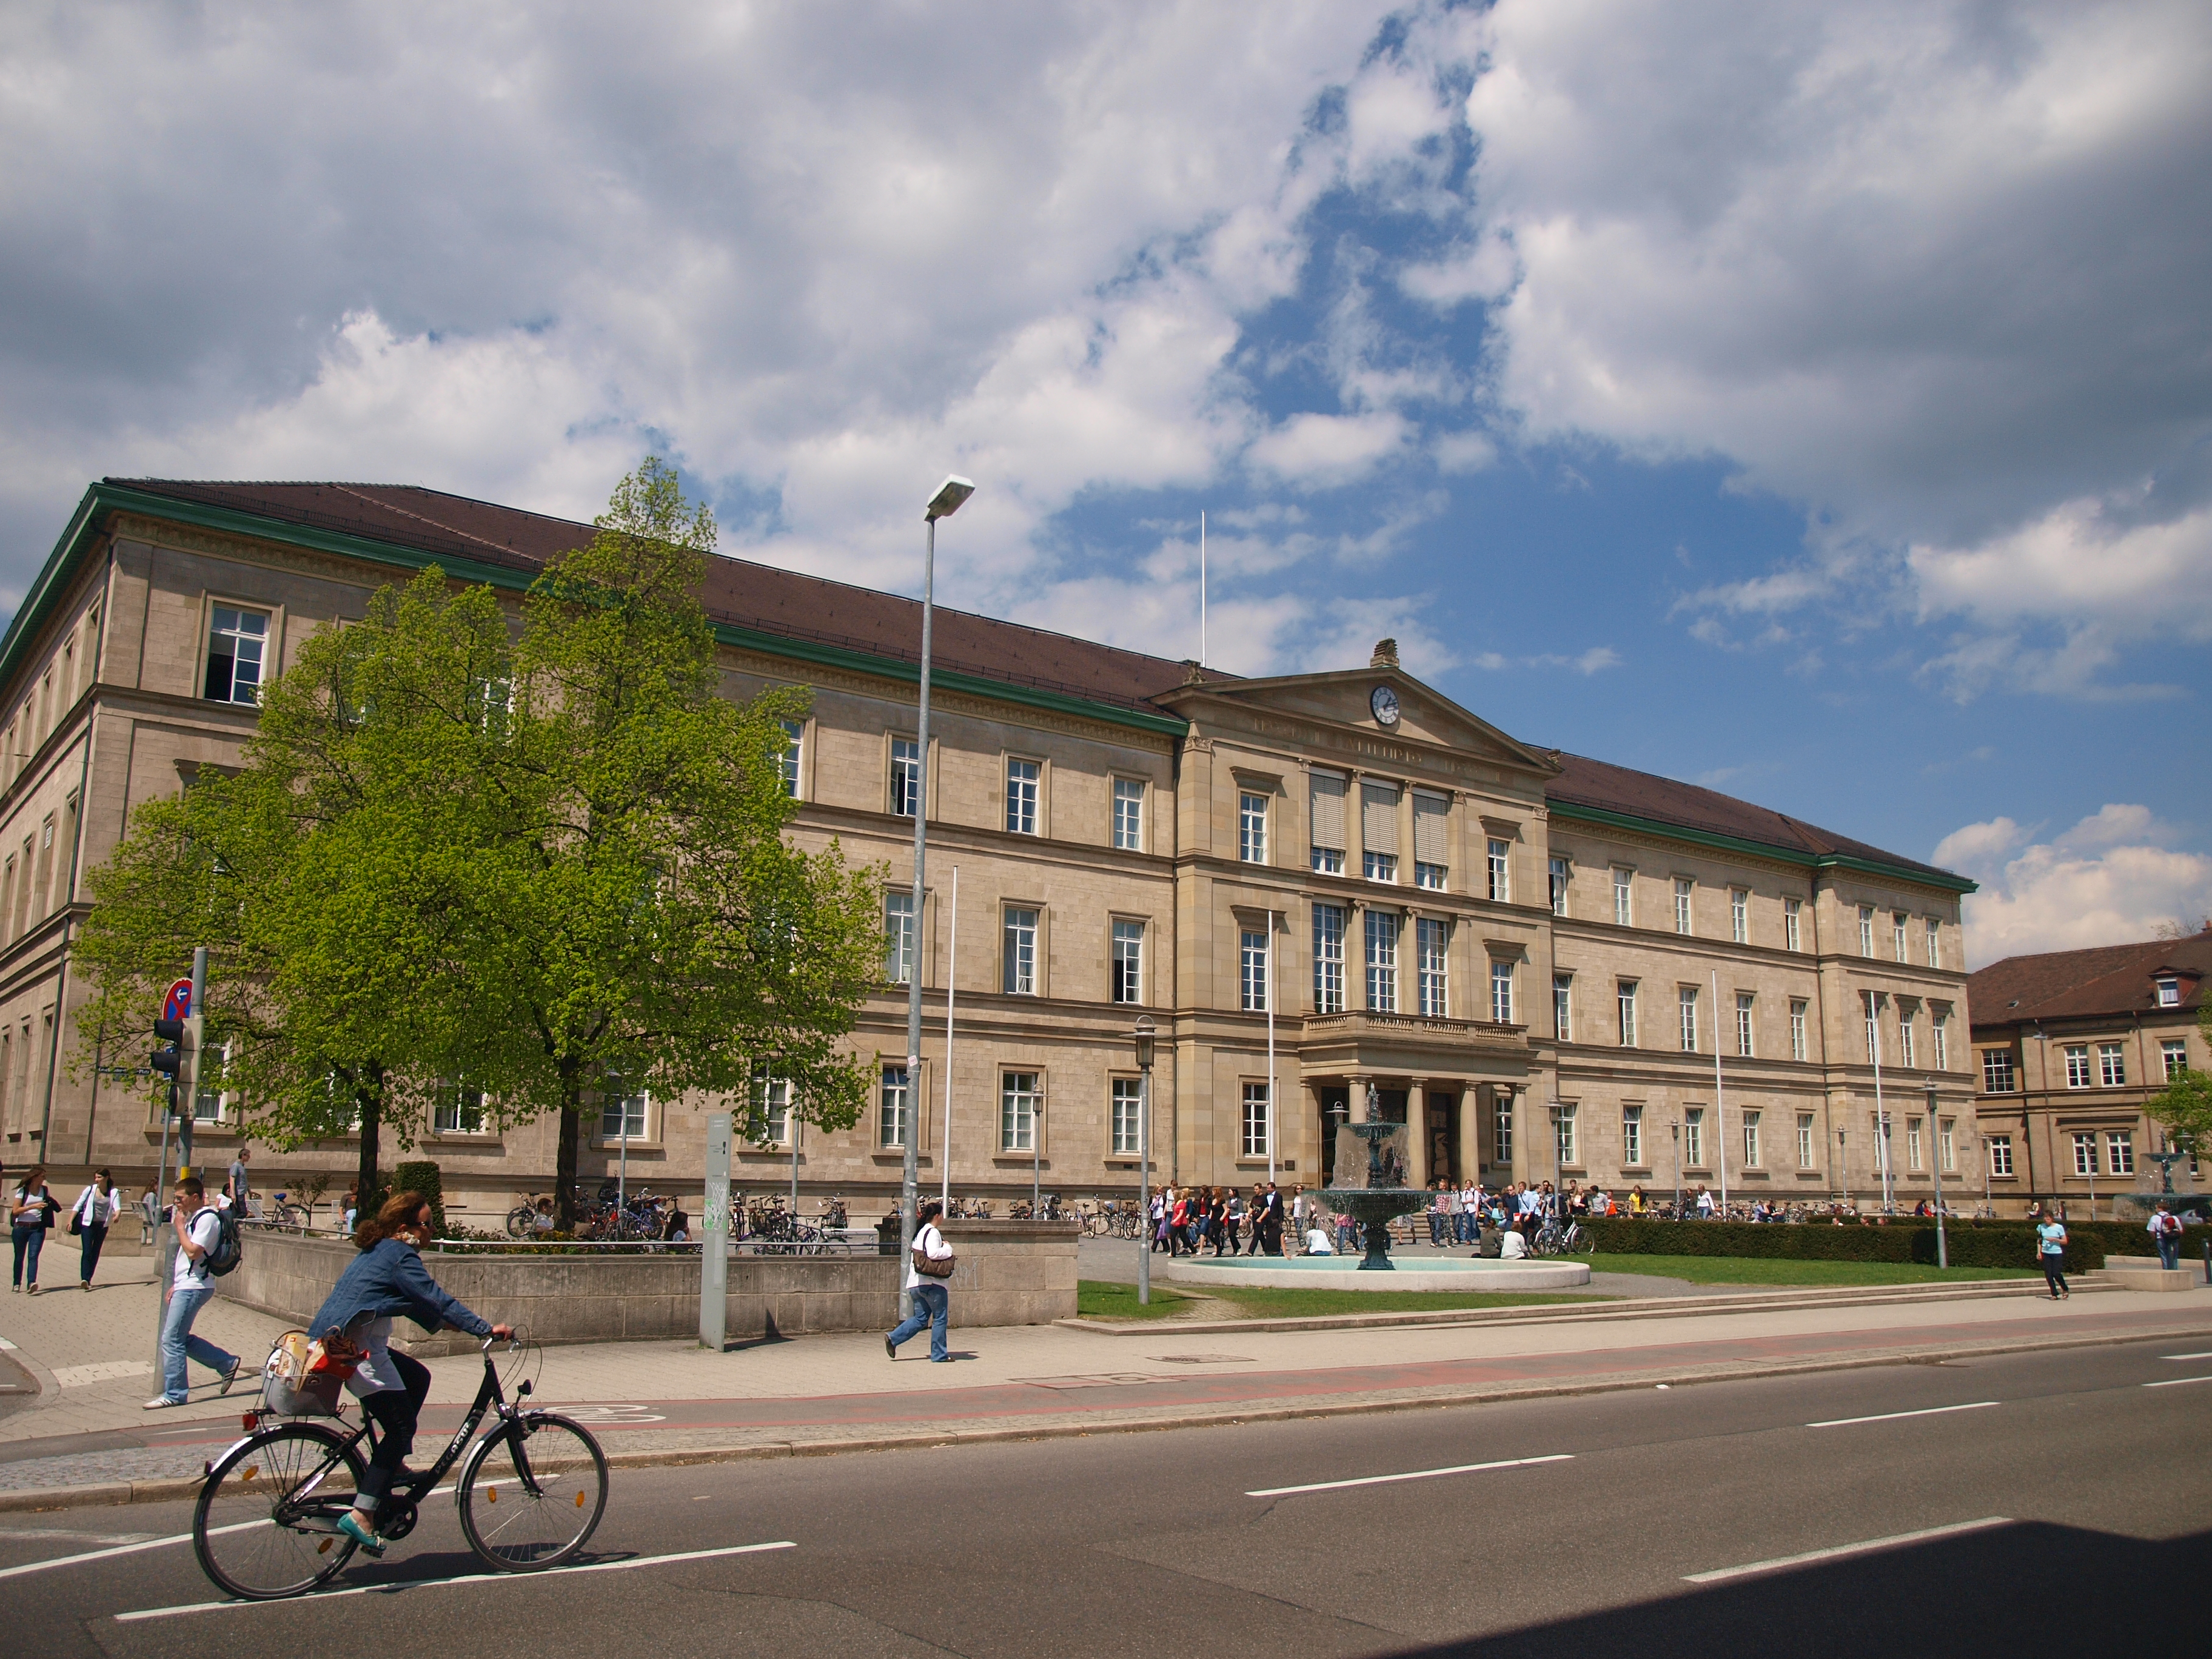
[2,0,2207,962]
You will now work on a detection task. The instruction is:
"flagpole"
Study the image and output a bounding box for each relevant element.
[1712,970,1727,1217]
[1266,910,1278,1187]
[1199,511,1207,668]
[940,866,957,1211]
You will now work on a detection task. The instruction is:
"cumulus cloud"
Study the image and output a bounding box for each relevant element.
[1934,806,2212,965]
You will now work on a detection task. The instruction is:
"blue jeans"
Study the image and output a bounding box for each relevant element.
[2156,1235,2180,1271]
[889,1282,949,1361]
[9,1224,42,1287]
[159,1283,236,1403]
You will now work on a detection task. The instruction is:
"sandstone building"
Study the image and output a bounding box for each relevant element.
[0,479,1979,1223]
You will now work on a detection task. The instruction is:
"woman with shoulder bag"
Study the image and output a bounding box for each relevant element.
[885,1199,954,1363]
[71,1168,124,1290]
[9,1165,57,1293]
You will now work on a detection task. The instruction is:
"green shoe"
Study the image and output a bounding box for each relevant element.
[336,1513,386,1557]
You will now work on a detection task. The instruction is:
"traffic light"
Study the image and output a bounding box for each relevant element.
[151,1016,186,1082]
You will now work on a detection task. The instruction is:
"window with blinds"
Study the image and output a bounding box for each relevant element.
[1309,772,1347,874]
[1412,792,1449,890]
[1361,781,1399,882]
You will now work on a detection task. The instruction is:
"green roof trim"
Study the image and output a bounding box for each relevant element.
[4,483,1189,741]
[1547,799,1976,894]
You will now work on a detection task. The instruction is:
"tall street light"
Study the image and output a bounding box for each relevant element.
[902,474,974,1317]
[1134,1014,1156,1305]
[1925,1081,1948,1267]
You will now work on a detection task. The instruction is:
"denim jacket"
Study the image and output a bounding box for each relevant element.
[310,1238,493,1341]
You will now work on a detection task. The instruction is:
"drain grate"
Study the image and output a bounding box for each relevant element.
[1147,1354,1257,1365]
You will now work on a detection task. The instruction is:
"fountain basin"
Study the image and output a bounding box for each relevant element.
[1169,1255,1591,1293]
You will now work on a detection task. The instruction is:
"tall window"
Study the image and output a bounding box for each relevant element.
[1364,910,1399,1012]
[602,1087,647,1141]
[1622,1105,1643,1167]
[890,737,922,817]
[1002,907,1039,995]
[1897,1011,1915,1069]
[1549,856,1570,917]
[2063,1045,2091,1088]
[1731,888,1748,943]
[1417,918,1449,1017]
[999,1071,1039,1152]
[1490,957,1514,1024]
[1797,1112,1815,1169]
[1413,792,1449,891]
[1111,1077,1142,1156]
[1613,868,1634,927]
[1241,1082,1270,1158]
[1240,927,1270,1012]
[1313,904,1346,1013]
[1735,993,1754,1058]
[1555,1103,1577,1167]
[1310,771,1347,875]
[1932,1011,1949,1070]
[2166,1039,2190,1081]
[1982,1050,2016,1092]
[1892,912,1909,962]
[778,720,805,797]
[1361,780,1399,883]
[2106,1131,2134,1176]
[883,891,915,984]
[1906,1117,1923,1171]
[879,1065,911,1149]
[1925,918,1940,968]
[1743,1110,1761,1169]
[1678,985,1698,1053]
[1864,993,1881,1064]
[2071,1131,2096,1177]
[2099,1042,2125,1087]
[1618,980,1638,1047]
[434,1082,485,1134]
[1005,759,1039,835]
[2157,977,2180,1007]
[1239,791,1269,863]
[751,1077,791,1145]
[1113,919,1145,1005]
[1493,1094,1513,1164]
[1858,905,1874,956]
[1112,777,1145,851]
[203,605,269,703]
[1487,839,1512,903]
[1784,897,1803,952]
[1554,973,1572,1041]
[1939,1117,1957,1173]
[1789,999,1808,1062]
[1988,1136,2014,1178]
[1674,877,1694,935]
[1683,1108,1705,1168]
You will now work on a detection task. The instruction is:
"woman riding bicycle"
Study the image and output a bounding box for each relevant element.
[309,1191,512,1556]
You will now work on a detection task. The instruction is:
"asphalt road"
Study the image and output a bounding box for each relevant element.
[5,1336,2206,1657]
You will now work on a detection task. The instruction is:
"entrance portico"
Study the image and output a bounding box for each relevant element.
[1298,1009,1530,1191]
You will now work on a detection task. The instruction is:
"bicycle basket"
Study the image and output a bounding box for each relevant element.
[260,1329,349,1417]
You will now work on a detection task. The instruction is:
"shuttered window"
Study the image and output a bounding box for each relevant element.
[1412,793,1448,862]
[1309,772,1347,874]
[1361,782,1399,853]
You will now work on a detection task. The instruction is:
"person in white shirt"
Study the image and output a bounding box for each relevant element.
[1498,1227,1529,1260]
[72,1168,124,1290]
[2148,1202,2184,1272]
[146,1176,241,1407]
[1304,1225,1334,1255]
[886,1199,954,1362]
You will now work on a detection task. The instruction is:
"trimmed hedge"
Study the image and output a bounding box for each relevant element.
[392,1160,447,1239]
[1583,1217,2143,1273]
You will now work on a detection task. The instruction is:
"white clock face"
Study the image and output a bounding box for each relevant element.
[1370,685,1400,726]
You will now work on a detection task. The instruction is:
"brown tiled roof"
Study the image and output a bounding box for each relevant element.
[101,477,1961,884]
[1968,931,2212,1028]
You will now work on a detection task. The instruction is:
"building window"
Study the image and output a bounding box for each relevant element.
[1241,928,1270,1013]
[1494,1096,1514,1165]
[1488,839,1512,903]
[1241,1082,1270,1158]
[1735,993,1755,1059]
[1988,1135,2014,1178]
[1313,904,1346,1014]
[1549,856,1570,917]
[433,1082,485,1135]
[2072,1131,2097,1177]
[2099,1042,2125,1087]
[1613,867,1634,927]
[883,891,915,984]
[751,1077,791,1145]
[1906,1117,1924,1171]
[1361,780,1399,884]
[1982,1050,2016,1093]
[1413,792,1449,891]
[1623,1105,1643,1167]
[1892,912,1908,962]
[203,605,269,704]
[1113,919,1146,1006]
[1239,791,1269,864]
[1000,1071,1040,1152]
[1554,974,1572,1041]
[1490,958,1514,1024]
[1743,1110,1761,1169]
[1790,999,1809,1063]
[1683,1108,1705,1168]
[1785,897,1803,953]
[1002,907,1039,995]
[1618,980,1638,1047]
[1797,1113,1815,1169]
[1731,888,1748,943]
[890,737,922,817]
[2165,1039,2190,1081]
[879,1065,911,1149]
[2157,977,2180,1007]
[778,720,805,798]
[1364,851,1398,883]
[601,1088,648,1141]
[1555,1103,1577,1167]
[1939,1117,1957,1173]
[1858,905,1874,957]
[1925,918,1940,968]
[1365,910,1399,1013]
[1897,1012,1915,1070]
[1111,1077,1142,1156]
[1005,759,1039,836]
[1932,1011,1949,1071]
[1864,993,1880,1064]
[1679,985,1698,1053]
[1113,777,1145,851]
[2106,1131,2134,1176]
[1417,919,1449,1018]
[2063,1045,2091,1088]
[1310,771,1347,874]
[1674,877,1694,935]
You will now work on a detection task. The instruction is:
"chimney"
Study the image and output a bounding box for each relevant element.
[1370,638,1399,668]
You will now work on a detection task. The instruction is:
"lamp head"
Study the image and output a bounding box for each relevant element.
[1133,1014,1156,1071]
[924,475,976,522]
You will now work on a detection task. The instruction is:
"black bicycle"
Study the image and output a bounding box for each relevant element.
[192,1334,608,1600]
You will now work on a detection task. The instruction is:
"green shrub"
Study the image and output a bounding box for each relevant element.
[1584,1217,2122,1273]
[392,1161,447,1238]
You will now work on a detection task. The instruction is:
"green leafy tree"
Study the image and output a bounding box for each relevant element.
[2144,1005,2212,1168]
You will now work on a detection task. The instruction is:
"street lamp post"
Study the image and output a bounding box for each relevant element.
[1031,1098,1044,1215]
[1925,1082,1948,1268]
[1671,1120,1682,1218]
[1837,1128,1848,1210]
[901,475,975,1319]
[1135,1016,1156,1306]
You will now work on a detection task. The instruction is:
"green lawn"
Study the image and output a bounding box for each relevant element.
[1076,1279,1197,1319]
[1584,1253,2041,1287]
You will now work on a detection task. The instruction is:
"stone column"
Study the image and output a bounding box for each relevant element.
[1405,1079,1429,1188]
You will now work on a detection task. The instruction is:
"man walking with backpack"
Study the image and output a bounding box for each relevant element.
[2148,1201,2184,1272]
[144,1175,243,1409]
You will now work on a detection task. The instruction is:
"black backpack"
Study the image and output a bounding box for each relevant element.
[195,1204,246,1277]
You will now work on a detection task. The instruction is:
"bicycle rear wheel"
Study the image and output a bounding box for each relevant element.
[457,1412,608,1571]
[194,1422,365,1600]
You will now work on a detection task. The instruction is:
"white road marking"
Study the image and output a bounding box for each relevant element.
[1806,1401,1999,1429]
[0,1520,260,1583]
[113,1540,797,1621]
[1248,1454,1572,1498]
[1684,1517,2012,1584]
[2160,1352,2212,1361]
[2142,1375,2212,1389]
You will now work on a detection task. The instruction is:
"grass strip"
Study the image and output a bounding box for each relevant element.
[1076,1279,1196,1319]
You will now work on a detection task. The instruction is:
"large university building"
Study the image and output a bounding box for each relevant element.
[0,479,1982,1222]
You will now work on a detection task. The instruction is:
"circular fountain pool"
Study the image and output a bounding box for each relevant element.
[1165,1254,1591,1292]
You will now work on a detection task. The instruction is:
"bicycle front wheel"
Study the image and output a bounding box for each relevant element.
[457,1413,608,1571]
[194,1422,366,1600]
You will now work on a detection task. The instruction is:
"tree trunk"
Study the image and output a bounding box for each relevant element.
[555,1090,581,1229]
[354,1058,387,1230]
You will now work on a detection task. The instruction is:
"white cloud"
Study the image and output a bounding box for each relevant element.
[1246,411,1410,491]
[1935,806,2212,965]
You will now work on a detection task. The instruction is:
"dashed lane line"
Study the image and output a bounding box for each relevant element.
[1248,1454,1572,1498]
[1806,1402,1999,1429]
[1684,1517,2012,1584]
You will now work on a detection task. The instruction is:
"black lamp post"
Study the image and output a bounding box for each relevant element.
[1134,1014,1156,1305]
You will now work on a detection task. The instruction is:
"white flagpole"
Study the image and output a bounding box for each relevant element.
[1266,911,1278,1187]
[1199,511,1207,668]
[1870,990,1891,1213]
[1711,970,1726,1217]
[941,866,958,1212]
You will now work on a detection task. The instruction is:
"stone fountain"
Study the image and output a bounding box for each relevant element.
[1326,1119,1432,1270]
